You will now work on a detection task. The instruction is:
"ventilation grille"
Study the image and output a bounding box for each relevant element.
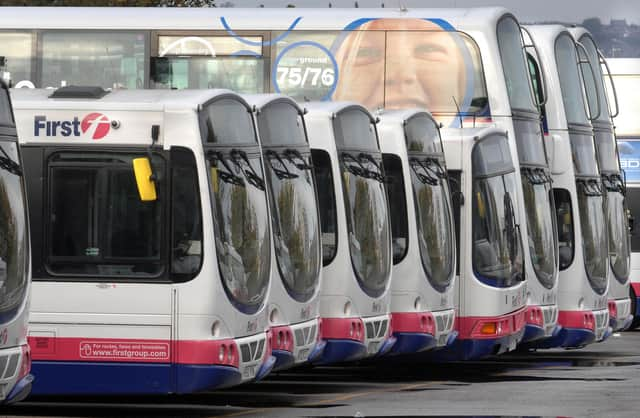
[596,311,608,328]
[365,319,388,339]
[542,307,558,324]
[436,311,454,333]
[0,353,19,380]
[294,323,318,347]
[239,338,266,363]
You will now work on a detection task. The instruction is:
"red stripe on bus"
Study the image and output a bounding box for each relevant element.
[27,336,239,366]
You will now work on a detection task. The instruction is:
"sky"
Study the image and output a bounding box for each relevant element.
[228,0,639,25]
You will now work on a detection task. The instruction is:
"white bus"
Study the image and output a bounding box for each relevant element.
[525,25,610,346]
[0,81,31,404]
[304,102,394,363]
[0,5,558,355]
[569,27,632,332]
[12,87,275,395]
[243,94,324,370]
[377,109,457,354]
[441,126,527,359]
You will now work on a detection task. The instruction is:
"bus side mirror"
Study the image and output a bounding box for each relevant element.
[550,134,568,175]
[133,157,157,201]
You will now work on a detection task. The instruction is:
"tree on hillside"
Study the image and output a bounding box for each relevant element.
[1,0,235,6]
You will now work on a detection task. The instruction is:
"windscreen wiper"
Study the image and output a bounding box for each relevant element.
[266,150,298,180]
[230,149,266,191]
[357,152,385,183]
[576,178,603,197]
[536,168,553,184]
[206,150,245,187]
[0,147,22,176]
[284,148,313,171]
[424,157,448,180]
[602,173,624,194]
[342,152,368,178]
[409,158,439,186]
[522,167,549,185]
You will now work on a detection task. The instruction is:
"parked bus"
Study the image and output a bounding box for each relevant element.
[608,58,640,329]
[568,27,632,332]
[0,5,555,356]
[244,94,324,370]
[0,80,32,404]
[304,101,394,363]
[525,25,610,347]
[13,87,275,395]
[441,126,527,359]
[377,109,457,354]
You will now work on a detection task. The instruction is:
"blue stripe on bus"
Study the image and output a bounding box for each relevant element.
[533,327,596,349]
[29,361,241,396]
[310,339,367,365]
[389,332,437,355]
[430,328,526,361]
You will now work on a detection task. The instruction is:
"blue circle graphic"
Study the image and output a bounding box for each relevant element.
[272,41,339,102]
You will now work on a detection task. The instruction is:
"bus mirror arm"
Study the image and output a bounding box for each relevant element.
[598,49,620,118]
[549,134,566,174]
[132,124,160,202]
[520,26,548,107]
[576,42,601,121]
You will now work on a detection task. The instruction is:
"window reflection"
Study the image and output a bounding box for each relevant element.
[472,136,524,287]
[209,155,270,309]
[47,152,163,277]
[0,32,33,87]
[577,182,608,294]
[41,31,146,89]
[311,149,337,265]
[554,189,575,270]
[0,142,27,314]
[607,190,630,283]
[152,57,264,92]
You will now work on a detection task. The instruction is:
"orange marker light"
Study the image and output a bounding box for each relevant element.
[480,322,497,335]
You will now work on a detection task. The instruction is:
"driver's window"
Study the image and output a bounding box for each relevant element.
[171,147,203,279]
[527,53,547,126]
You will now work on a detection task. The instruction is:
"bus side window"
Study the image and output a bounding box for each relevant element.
[553,188,574,270]
[527,53,548,131]
[626,187,640,252]
[448,170,462,276]
[382,154,408,264]
[311,149,337,266]
[171,147,203,280]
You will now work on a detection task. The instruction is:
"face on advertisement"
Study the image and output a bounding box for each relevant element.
[333,18,467,114]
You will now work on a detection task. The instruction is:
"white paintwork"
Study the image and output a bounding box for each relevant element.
[0,83,30,403]
[441,126,527,319]
[11,88,272,383]
[377,109,456,347]
[568,27,631,330]
[526,25,609,340]
[242,93,322,366]
[304,101,392,354]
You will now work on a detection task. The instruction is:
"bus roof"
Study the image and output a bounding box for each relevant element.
[378,108,437,126]
[0,7,510,31]
[526,24,569,47]
[242,93,304,114]
[304,101,376,122]
[10,88,241,112]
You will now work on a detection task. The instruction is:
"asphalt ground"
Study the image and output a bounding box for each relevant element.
[3,329,640,418]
